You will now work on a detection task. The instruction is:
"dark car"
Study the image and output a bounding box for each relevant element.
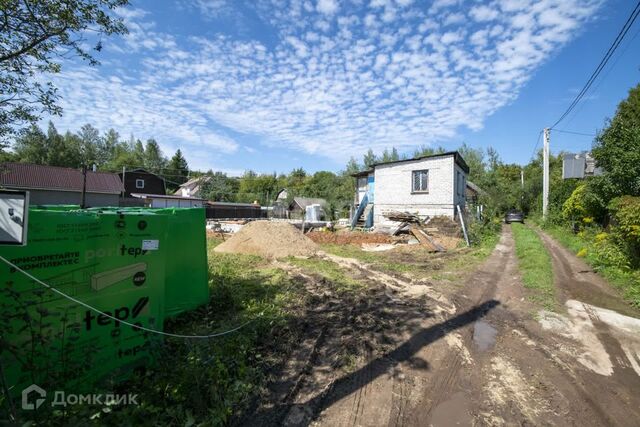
[505,210,524,224]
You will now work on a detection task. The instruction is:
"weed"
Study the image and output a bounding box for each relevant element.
[511,223,556,310]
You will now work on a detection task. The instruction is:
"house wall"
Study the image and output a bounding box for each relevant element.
[373,155,457,224]
[119,171,165,197]
[24,189,119,207]
[453,162,467,211]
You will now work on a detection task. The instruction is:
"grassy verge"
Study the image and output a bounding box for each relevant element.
[74,238,307,426]
[543,225,640,308]
[510,223,556,310]
[286,256,365,292]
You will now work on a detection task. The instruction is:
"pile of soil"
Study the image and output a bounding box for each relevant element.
[427,216,462,237]
[214,221,318,258]
[307,231,394,245]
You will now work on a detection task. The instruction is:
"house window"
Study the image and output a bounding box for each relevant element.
[412,170,429,193]
[136,179,145,189]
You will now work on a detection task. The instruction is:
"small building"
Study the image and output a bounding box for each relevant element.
[130,193,206,208]
[119,168,166,197]
[175,176,210,198]
[562,152,604,179]
[352,151,469,227]
[289,197,328,220]
[465,181,484,205]
[0,162,123,207]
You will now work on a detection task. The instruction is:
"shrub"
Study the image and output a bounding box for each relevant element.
[608,196,640,267]
[590,238,630,271]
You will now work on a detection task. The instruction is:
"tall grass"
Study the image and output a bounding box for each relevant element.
[511,223,556,310]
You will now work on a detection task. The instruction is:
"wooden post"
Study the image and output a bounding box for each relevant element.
[80,165,87,209]
[457,205,469,247]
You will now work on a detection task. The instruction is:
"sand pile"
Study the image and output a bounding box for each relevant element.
[214,221,318,258]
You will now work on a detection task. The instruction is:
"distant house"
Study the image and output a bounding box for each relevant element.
[119,168,166,198]
[0,162,123,207]
[175,176,210,198]
[275,188,288,202]
[465,181,484,205]
[562,152,603,179]
[351,151,469,227]
[289,197,328,220]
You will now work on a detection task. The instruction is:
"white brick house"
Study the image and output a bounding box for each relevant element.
[352,152,469,227]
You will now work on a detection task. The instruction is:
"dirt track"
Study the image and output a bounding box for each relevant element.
[245,226,640,426]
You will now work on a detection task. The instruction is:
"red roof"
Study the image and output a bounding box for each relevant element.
[0,163,124,194]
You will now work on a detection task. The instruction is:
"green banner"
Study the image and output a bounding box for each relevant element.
[0,207,208,399]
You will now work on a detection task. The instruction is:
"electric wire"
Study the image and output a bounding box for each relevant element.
[0,255,257,339]
[552,129,596,137]
[549,0,640,129]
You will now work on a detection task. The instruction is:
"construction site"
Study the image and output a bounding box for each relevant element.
[3,195,640,426]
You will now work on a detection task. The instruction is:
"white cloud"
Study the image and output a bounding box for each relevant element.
[317,0,339,15]
[470,5,500,22]
[52,0,604,165]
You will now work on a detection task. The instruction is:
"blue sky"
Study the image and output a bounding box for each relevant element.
[47,0,640,175]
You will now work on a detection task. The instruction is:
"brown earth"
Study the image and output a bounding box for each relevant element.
[214,220,318,258]
[306,231,396,245]
[237,225,640,426]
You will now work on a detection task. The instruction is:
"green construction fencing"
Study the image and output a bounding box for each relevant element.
[0,206,208,400]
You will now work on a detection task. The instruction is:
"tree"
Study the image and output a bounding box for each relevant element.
[591,83,640,199]
[167,149,189,185]
[363,149,376,168]
[46,122,80,167]
[0,0,129,143]
[380,147,400,163]
[144,139,166,173]
[199,171,237,202]
[77,124,100,165]
[13,124,47,163]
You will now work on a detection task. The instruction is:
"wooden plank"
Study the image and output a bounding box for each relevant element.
[410,226,445,252]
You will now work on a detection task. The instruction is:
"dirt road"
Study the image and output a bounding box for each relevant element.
[247,226,640,426]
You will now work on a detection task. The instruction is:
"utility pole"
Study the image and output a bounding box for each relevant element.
[121,166,126,202]
[542,128,550,220]
[520,169,524,189]
[80,165,88,209]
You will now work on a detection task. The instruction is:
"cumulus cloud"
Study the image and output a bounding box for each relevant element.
[317,0,339,15]
[51,0,604,165]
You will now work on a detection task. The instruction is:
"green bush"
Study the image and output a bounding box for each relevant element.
[608,196,640,267]
[590,237,630,271]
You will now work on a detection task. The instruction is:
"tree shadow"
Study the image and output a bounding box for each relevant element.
[246,299,500,426]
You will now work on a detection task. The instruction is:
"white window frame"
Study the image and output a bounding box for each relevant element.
[135,179,145,189]
[411,169,429,193]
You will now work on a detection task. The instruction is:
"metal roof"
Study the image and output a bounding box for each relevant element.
[371,151,470,173]
[0,162,124,194]
[290,197,328,209]
[130,193,207,201]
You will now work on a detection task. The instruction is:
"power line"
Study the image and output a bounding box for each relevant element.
[529,130,543,161]
[0,255,257,340]
[549,0,640,129]
[552,129,596,137]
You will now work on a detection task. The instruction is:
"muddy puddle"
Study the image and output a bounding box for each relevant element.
[473,320,497,351]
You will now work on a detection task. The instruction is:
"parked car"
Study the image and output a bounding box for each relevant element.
[504,210,524,224]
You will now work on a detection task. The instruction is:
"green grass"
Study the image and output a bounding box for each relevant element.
[543,225,640,308]
[72,240,308,426]
[510,223,556,310]
[286,256,365,292]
